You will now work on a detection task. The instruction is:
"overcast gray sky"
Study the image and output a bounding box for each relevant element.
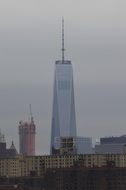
[0,0,126,154]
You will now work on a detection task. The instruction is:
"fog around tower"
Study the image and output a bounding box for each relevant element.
[0,0,125,154]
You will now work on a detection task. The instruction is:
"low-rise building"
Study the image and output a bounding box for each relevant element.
[45,166,126,190]
[1,154,126,177]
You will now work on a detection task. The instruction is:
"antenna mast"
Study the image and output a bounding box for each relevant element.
[62,18,65,64]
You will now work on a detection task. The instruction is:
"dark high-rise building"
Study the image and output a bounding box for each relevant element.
[50,19,77,154]
[19,116,36,156]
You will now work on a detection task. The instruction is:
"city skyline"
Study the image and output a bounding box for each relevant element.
[0,0,125,154]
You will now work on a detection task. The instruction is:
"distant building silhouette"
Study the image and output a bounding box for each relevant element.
[95,135,126,154]
[100,135,126,144]
[0,130,17,158]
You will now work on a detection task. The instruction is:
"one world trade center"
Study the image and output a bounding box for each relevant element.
[50,19,77,154]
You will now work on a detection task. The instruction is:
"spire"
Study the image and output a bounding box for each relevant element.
[10,140,15,149]
[10,140,18,154]
[62,17,65,64]
[29,104,34,123]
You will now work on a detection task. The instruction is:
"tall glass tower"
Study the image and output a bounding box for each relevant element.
[51,19,76,154]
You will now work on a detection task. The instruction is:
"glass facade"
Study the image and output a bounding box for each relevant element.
[51,61,76,154]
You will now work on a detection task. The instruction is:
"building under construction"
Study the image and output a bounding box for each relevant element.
[19,114,36,156]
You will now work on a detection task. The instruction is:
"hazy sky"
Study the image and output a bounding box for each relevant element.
[0,0,126,154]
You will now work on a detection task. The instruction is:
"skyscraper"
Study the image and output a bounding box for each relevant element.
[51,19,77,154]
[19,107,36,155]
